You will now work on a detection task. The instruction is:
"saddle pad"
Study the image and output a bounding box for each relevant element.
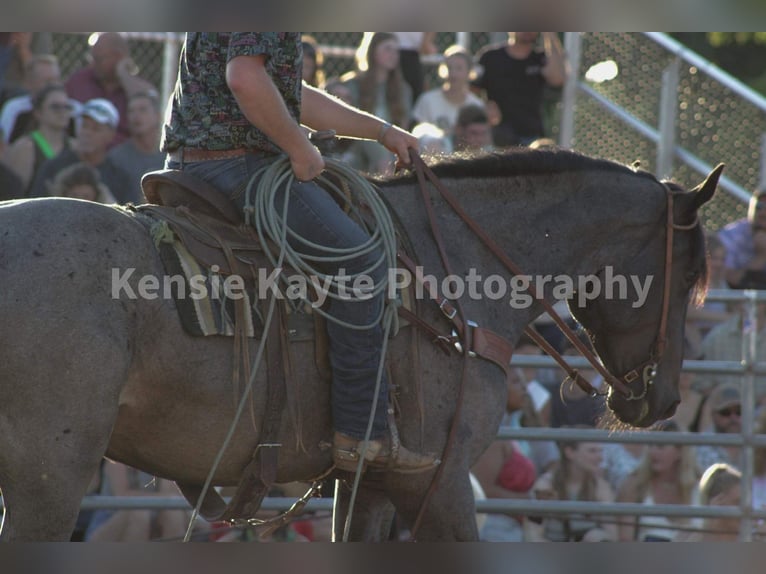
[154,224,264,338]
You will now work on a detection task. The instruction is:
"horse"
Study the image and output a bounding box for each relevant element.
[0,148,720,541]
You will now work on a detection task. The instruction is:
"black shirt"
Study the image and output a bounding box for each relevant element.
[473,45,548,142]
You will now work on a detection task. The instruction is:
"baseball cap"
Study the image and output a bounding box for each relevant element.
[80,98,119,128]
[708,383,741,412]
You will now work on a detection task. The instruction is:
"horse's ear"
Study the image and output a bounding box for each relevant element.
[689,163,724,210]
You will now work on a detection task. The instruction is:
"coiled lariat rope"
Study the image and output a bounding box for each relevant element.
[184,155,399,542]
[245,155,399,332]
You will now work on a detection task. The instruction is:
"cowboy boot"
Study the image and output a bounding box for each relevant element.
[332,431,440,474]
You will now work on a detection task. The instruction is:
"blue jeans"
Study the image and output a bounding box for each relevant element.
[167,152,388,439]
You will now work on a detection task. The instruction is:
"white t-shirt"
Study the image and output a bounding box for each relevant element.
[412,89,485,137]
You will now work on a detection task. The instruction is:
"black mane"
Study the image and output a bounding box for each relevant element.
[374,148,657,186]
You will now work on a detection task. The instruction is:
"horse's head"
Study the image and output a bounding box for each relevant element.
[570,164,723,427]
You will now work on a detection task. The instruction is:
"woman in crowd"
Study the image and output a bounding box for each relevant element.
[411,45,485,141]
[341,33,412,175]
[616,420,701,541]
[677,463,742,541]
[523,429,617,542]
[1,83,72,194]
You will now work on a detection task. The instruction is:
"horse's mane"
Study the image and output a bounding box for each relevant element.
[374,148,658,186]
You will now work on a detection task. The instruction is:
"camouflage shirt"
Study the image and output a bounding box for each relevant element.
[161,32,302,154]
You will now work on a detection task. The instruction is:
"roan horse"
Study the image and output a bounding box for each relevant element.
[0,149,720,541]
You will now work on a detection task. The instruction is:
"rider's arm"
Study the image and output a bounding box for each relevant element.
[226,54,323,181]
[301,82,418,168]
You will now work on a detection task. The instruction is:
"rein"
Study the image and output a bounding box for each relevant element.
[405,151,698,539]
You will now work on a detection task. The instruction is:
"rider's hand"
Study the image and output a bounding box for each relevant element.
[289,140,325,182]
[378,124,419,172]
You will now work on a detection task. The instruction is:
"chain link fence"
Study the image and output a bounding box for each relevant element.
[572,32,765,231]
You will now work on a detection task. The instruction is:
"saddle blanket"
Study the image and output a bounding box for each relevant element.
[152,221,264,338]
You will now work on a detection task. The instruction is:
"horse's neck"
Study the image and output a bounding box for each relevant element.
[382,172,662,336]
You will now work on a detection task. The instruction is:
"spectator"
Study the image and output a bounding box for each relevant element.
[452,104,494,153]
[524,430,617,542]
[473,32,568,147]
[412,45,485,140]
[391,32,437,104]
[1,84,73,195]
[28,98,134,203]
[696,382,744,471]
[344,33,412,128]
[107,91,163,199]
[342,33,413,175]
[49,162,116,203]
[301,34,325,88]
[65,32,157,147]
[616,421,701,541]
[472,367,538,541]
[677,463,742,541]
[719,189,766,288]
[0,54,68,144]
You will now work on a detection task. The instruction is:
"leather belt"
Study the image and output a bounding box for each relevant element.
[167,147,249,163]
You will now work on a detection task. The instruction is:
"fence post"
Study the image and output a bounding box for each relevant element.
[760,133,766,193]
[740,290,757,541]
[656,57,680,178]
[559,32,581,149]
[456,32,471,51]
[161,33,182,112]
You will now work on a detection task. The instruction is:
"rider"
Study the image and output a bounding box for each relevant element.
[161,33,438,474]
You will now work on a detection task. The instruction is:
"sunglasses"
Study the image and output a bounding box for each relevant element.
[715,406,741,417]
